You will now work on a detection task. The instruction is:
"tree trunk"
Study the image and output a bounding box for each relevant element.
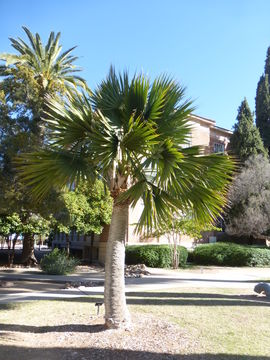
[10,234,18,267]
[66,233,70,256]
[7,236,11,267]
[90,232,94,263]
[173,232,179,269]
[21,233,37,266]
[104,203,130,329]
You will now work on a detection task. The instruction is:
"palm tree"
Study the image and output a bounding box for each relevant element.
[0,27,86,265]
[0,26,85,118]
[17,68,235,328]
[0,26,85,125]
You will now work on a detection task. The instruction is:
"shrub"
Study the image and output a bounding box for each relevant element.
[125,245,188,268]
[40,248,80,275]
[192,242,270,267]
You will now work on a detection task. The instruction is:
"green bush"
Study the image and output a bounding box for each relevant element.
[40,248,80,275]
[192,242,270,267]
[125,245,188,268]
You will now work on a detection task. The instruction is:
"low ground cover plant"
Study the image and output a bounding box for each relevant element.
[40,248,79,275]
[125,244,188,268]
[192,242,270,266]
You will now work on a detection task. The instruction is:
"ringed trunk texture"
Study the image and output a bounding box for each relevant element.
[21,233,37,266]
[104,203,130,329]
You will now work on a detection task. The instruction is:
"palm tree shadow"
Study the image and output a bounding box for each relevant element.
[0,346,270,360]
[0,323,106,333]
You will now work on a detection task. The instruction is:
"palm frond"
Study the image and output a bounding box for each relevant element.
[1,27,85,93]
[15,149,96,199]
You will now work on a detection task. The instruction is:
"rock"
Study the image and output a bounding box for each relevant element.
[254,282,270,297]
[124,264,151,278]
[63,280,104,289]
[0,281,14,288]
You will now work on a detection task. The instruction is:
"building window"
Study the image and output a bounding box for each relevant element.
[213,143,225,153]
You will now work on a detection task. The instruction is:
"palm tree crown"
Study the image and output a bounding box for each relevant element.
[18,67,235,232]
[0,26,85,96]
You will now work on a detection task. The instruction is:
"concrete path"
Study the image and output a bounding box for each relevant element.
[0,266,269,303]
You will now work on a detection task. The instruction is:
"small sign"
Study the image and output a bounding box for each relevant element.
[209,236,217,243]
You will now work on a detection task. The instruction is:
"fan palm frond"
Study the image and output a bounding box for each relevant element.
[16,68,235,231]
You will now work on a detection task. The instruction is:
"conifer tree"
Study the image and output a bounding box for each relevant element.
[255,47,270,150]
[230,98,267,162]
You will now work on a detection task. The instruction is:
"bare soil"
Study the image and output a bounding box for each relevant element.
[0,310,196,360]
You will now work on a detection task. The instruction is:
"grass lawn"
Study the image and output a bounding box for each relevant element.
[0,288,269,359]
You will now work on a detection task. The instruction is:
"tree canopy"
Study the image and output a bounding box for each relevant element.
[226,155,270,238]
[53,180,113,236]
[255,47,270,151]
[18,68,235,230]
[230,98,267,162]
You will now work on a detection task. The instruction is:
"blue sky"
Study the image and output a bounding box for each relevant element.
[1,0,270,130]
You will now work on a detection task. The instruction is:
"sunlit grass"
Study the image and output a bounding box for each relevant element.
[0,287,269,357]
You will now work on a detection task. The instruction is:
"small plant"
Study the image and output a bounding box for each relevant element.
[125,245,188,268]
[40,248,79,275]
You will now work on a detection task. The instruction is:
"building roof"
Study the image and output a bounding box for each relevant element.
[213,125,233,135]
[189,114,232,135]
[189,114,216,125]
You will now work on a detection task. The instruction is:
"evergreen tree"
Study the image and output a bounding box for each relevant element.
[255,47,270,150]
[230,98,267,162]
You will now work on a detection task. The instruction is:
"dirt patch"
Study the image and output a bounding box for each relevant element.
[0,312,197,360]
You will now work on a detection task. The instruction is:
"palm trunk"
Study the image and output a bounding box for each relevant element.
[104,203,130,329]
[21,233,37,266]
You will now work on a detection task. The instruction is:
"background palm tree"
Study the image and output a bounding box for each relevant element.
[0,27,86,265]
[0,26,85,91]
[0,26,85,119]
[17,68,235,328]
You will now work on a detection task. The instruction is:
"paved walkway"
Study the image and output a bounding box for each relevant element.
[0,266,269,303]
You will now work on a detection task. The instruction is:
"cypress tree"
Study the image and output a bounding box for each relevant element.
[255,47,270,150]
[230,98,267,162]
[264,47,270,76]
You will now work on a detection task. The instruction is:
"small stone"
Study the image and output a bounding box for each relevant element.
[0,281,14,287]
[254,282,270,297]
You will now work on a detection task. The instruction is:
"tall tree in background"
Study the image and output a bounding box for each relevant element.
[230,98,267,162]
[0,26,85,121]
[17,68,235,328]
[0,28,85,265]
[256,47,270,151]
[226,155,270,240]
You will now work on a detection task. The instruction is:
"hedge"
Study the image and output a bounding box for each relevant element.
[192,242,270,267]
[125,245,188,268]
